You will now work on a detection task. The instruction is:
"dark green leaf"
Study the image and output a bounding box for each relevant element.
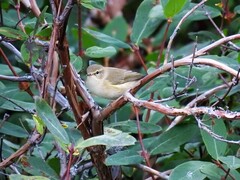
[109,120,162,134]
[83,28,130,49]
[85,46,117,58]
[163,0,188,18]
[169,161,213,180]
[35,97,70,145]
[130,0,164,45]
[149,124,199,155]
[184,4,221,21]
[0,64,22,75]
[20,156,59,179]
[102,16,128,43]
[105,149,143,166]
[201,119,227,160]
[0,98,35,112]
[0,27,28,40]
[0,121,28,138]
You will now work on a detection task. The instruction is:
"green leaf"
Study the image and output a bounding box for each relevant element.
[105,149,143,166]
[9,175,50,180]
[102,16,128,43]
[35,97,70,145]
[0,64,22,75]
[163,0,188,18]
[169,161,213,180]
[149,124,199,155]
[76,133,136,150]
[81,0,107,10]
[109,120,162,134]
[148,4,164,19]
[183,3,221,21]
[0,121,28,138]
[200,163,240,180]
[83,28,131,49]
[131,0,164,45]
[85,46,117,58]
[201,119,227,160]
[20,156,59,179]
[234,5,240,14]
[219,156,240,169]
[0,98,35,112]
[0,27,28,40]
[70,53,83,73]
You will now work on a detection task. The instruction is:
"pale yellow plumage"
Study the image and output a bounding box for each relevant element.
[86,64,142,99]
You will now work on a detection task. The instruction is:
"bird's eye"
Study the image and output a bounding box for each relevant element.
[96,71,99,74]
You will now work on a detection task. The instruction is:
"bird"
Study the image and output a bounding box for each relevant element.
[86,64,143,99]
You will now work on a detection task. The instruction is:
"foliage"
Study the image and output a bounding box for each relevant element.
[0,0,240,179]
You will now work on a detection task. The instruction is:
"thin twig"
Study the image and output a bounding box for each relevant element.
[195,116,240,144]
[164,0,208,64]
[203,5,240,51]
[133,106,155,180]
[135,164,169,180]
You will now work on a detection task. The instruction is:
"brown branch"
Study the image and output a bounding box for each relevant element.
[0,130,41,169]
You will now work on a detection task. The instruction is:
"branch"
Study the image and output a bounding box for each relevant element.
[164,0,208,64]
[100,56,240,121]
[124,92,240,120]
[0,130,41,169]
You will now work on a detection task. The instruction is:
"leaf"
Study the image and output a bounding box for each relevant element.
[201,119,227,160]
[33,114,45,135]
[75,133,136,150]
[0,121,28,138]
[81,0,107,10]
[85,46,117,58]
[109,120,162,134]
[149,124,199,155]
[0,27,28,40]
[0,64,22,75]
[169,161,213,180]
[105,149,143,166]
[148,4,164,19]
[200,163,240,180]
[102,16,128,43]
[0,98,35,112]
[163,0,188,18]
[183,3,221,21]
[130,0,164,45]
[219,156,240,169]
[83,28,131,49]
[70,53,83,73]
[20,156,59,179]
[9,175,50,180]
[35,97,70,145]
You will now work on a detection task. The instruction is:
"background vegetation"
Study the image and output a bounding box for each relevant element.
[0,0,240,179]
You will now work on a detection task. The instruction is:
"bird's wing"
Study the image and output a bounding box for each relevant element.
[106,67,143,85]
